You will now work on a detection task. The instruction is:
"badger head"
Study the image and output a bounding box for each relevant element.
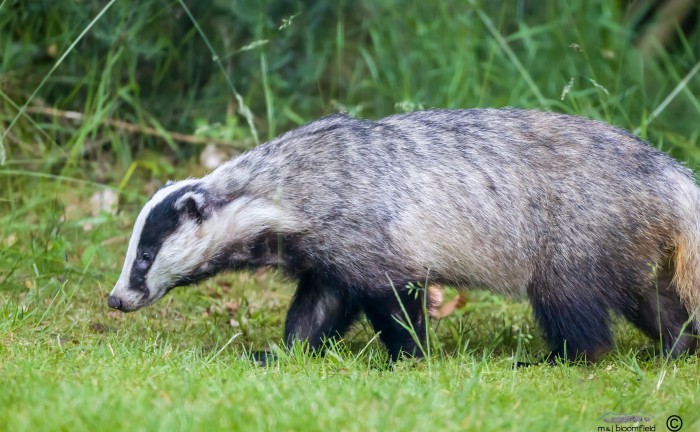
[108,180,220,312]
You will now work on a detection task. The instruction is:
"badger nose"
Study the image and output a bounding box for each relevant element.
[107,295,123,310]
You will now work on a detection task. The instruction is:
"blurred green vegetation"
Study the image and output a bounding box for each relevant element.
[1,0,699,180]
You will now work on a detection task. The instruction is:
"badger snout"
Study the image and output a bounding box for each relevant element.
[107,295,124,311]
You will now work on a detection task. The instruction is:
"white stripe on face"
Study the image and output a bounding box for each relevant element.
[110,180,199,300]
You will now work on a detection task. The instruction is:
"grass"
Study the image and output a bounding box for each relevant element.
[2,0,700,430]
[2,340,698,431]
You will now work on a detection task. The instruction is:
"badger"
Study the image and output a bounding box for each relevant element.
[109,108,700,362]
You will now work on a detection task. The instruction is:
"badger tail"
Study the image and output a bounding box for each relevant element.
[672,188,700,334]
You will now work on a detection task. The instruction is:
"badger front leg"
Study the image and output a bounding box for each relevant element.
[362,287,428,361]
[284,271,360,352]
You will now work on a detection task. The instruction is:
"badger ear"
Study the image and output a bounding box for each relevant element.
[174,191,210,224]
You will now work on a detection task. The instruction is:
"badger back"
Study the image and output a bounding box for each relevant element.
[205,109,696,293]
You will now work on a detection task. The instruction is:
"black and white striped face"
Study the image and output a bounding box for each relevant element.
[108,180,214,312]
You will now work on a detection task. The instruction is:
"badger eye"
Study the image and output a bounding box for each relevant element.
[141,252,152,263]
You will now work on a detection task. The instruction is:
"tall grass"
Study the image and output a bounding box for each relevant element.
[1,0,699,175]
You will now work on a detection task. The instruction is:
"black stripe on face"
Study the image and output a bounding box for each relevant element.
[128,185,202,293]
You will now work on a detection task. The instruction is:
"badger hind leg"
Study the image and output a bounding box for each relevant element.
[284,270,361,352]
[527,264,614,363]
[623,264,698,357]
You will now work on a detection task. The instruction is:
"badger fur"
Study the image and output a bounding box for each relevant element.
[109,108,700,361]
